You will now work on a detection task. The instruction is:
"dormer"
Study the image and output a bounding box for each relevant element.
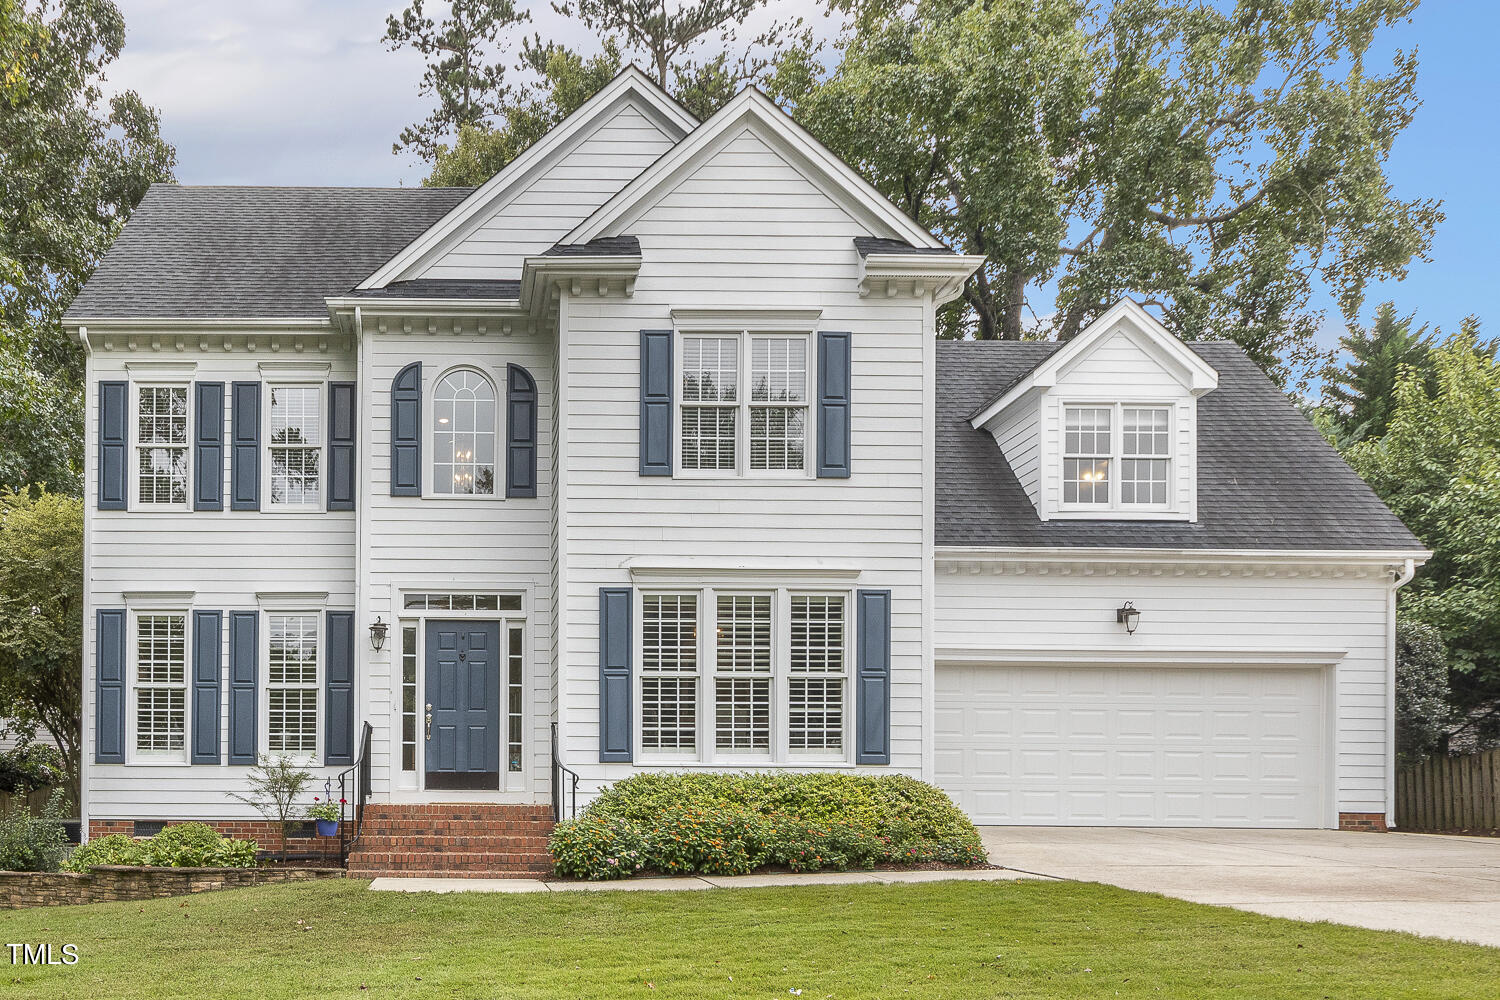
[968,300,1219,521]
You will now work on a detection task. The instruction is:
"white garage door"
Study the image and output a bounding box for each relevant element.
[935,663,1327,827]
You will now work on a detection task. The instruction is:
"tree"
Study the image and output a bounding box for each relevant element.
[1394,620,1450,766]
[0,489,83,780]
[1323,302,1433,443]
[228,756,313,862]
[771,0,1440,384]
[1347,323,1500,735]
[384,0,529,162]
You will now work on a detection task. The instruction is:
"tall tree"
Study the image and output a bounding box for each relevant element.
[772,0,1441,384]
[384,0,530,161]
[1323,302,1434,442]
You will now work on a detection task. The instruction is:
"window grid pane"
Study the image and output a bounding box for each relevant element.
[682,337,738,403]
[401,626,417,772]
[268,386,321,506]
[433,369,497,495]
[642,677,697,751]
[267,614,318,754]
[714,677,770,751]
[1063,406,1112,505]
[137,386,188,504]
[749,406,805,471]
[790,596,844,673]
[507,623,524,772]
[135,689,185,752]
[642,594,698,673]
[1121,407,1170,505]
[680,406,736,470]
[749,338,806,403]
[135,614,186,752]
[789,678,843,751]
[267,689,317,753]
[716,595,771,673]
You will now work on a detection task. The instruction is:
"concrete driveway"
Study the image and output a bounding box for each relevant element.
[982,826,1500,947]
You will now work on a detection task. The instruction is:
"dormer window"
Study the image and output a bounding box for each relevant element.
[1063,404,1172,509]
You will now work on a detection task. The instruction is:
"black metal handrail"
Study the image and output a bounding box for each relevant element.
[337,722,374,867]
[551,722,579,822]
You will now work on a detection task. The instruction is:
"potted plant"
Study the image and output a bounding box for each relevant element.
[307,797,344,837]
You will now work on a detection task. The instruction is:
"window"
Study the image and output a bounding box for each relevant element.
[136,386,188,505]
[507,622,524,773]
[679,332,810,475]
[640,594,699,753]
[401,625,417,772]
[134,614,186,754]
[714,594,772,752]
[433,369,496,495]
[789,595,845,752]
[266,614,318,754]
[268,385,321,507]
[1063,404,1173,509]
[402,592,519,612]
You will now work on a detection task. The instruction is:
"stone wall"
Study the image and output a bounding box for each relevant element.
[0,866,343,909]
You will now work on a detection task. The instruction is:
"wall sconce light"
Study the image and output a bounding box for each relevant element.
[369,617,389,651]
[1116,602,1141,635]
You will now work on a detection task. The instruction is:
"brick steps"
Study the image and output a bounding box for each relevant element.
[346,803,555,878]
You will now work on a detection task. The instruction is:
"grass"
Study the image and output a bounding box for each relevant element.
[1,878,1495,999]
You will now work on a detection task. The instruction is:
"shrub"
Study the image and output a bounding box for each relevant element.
[62,823,258,872]
[60,833,142,872]
[0,791,68,872]
[550,772,987,880]
[1396,620,1452,766]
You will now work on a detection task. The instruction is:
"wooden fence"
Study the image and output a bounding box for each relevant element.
[1396,748,1500,831]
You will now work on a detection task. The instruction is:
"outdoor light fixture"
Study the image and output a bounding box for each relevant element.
[1116,602,1141,635]
[369,617,389,651]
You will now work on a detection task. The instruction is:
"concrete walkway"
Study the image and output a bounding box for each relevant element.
[369,867,1045,894]
[982,826,1500,947]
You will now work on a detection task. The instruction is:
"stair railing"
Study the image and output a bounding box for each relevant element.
[337,722,374,868]
[551,722,579,822]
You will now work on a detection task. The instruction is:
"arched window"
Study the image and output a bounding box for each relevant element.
[432,368,496,495]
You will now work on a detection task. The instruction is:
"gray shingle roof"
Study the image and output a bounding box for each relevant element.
[937,339,1423,551]
[853,236,955,256]
[347,278,520,300]
[65,184,474,320]
[543,235,641,256]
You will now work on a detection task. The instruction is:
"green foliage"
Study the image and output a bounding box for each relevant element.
[1395,620,1450,766]
[773,0,1440,385]
[305,797,342,823]
[61,824,258,871]
[0,489,83,777]
[0,739,64,794]
[550,772,987,880]
[0,789,67,872]
[0,352,82,494]
[1323,303,1435,442]
[59,832,141,871]
[227,756,313,861]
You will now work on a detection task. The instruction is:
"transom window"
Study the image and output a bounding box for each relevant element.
[1063,404,1173,509]
[679,332,810,475]
[266,614,318,754]
[433,368,496,495]
[134,613,186,754]
[136,386,188,505]
[268,385,321,507]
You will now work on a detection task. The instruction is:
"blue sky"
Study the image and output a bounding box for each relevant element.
[106,1,1494,345]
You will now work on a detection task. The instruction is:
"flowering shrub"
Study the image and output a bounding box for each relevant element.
[549,773,987,880]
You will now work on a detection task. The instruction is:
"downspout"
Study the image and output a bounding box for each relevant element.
[1387,557,1417,828]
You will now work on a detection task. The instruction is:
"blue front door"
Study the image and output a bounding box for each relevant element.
[425,620,501,790]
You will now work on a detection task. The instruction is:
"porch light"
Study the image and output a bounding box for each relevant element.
[1116,602,1141,635]
[369,617,389,651]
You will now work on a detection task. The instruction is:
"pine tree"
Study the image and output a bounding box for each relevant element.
[1324,303,1434,442]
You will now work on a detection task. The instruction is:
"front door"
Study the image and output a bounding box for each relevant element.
[425,621,501,790]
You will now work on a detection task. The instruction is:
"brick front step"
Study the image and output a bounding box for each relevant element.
[346,803,555,878]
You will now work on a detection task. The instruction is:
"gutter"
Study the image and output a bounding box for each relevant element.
[1387,557,1418,828]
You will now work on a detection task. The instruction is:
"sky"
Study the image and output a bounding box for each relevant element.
[103,0,1495,347]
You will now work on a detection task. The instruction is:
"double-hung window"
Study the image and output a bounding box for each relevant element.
[640,594,699,754]
[713,594,773,753]
[133,613,187,756]
[679,331,810,475]
[135,386,189,506]
[1062,403,1173,510]
[788,595,845,752]
[432,368,497,495]
[266,613,319,755]
[267,385,321,508]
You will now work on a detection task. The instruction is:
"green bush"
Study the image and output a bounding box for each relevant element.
[550,772,987,880]
[0,792,67,872]
[60,833,143,871]
[62,823,258,872]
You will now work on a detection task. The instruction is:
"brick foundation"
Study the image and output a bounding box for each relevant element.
[0,866,342,909]
[1338,812,1389,832]
[88,818,341,859]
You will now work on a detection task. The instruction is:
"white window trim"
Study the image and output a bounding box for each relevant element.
[127,606,192,765]
[633,585,853,766]
[260,610,322,765]
[1055,400,1179,517]
[129,381,192,511]
[426,364,502,500]
[263,381,326,512]
[673,328,816,481]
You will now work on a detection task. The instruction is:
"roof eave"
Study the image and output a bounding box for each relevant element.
[935,544,1432,566]
[858,253,985,307]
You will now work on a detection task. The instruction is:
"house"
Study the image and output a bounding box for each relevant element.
[64,68,1425,874]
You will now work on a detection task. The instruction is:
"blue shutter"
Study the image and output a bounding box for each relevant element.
[228,612,258,765]
[325,611,355,765]
[506,364,538,498]
[194,381,225,510]
[190,610,222,764]
[598,587,633,762]
[328,381,357,510]
[817,331,852,478]
[98,381,128,510]
[639,331,672,476]
[230,381,260,510]
[854,589,891,765]
[390,362,422,496]
[95,609,127,763]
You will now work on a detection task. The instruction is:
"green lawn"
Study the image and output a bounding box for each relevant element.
[1,878,1495,999]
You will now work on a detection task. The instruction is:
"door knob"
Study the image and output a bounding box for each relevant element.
[424,703,433,740]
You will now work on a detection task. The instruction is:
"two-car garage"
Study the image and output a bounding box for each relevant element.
[933,661,1330,828]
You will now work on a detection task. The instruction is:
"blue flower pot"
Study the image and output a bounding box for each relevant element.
[315,819,339,837]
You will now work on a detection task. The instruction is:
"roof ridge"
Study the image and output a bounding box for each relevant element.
[147,183,477,193]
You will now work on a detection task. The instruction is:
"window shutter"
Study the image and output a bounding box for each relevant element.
[598,587,633,762]
[194,381,225,510]
[328,381,357,510]
[98,381,128,510]
[230,381,261,510]
[639,330,673,476]
[817,331,852,478]
[228,611,258,765]
[95,609,127,763]
[190,610,222,764]
[325,610,355,765]
[506,364,538,498]
[854,589,891,765]
[390,362,422,496]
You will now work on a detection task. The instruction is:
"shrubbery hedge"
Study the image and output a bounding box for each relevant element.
[62,823,258,872]
[550,773,986,880]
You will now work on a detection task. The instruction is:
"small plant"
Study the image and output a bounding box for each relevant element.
[306,798,343,823]
[227,755,312,861]
[61,833,143,872]
[0,790,68,872]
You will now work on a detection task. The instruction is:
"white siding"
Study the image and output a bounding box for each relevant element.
[991,403,1040,509]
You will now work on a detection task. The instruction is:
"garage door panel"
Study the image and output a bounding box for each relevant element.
[936,663,1325,828]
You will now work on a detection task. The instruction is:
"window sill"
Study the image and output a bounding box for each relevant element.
[1048,507,1192,522]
